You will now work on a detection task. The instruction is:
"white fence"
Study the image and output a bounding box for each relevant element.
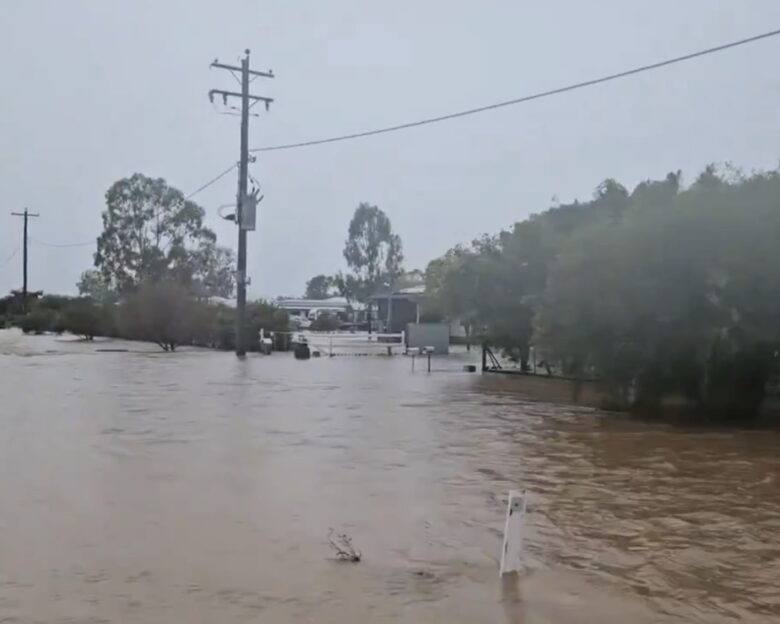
[301,331,405,357]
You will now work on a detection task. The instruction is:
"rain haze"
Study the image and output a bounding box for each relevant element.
[3,0,780,297]
[5,4,780,622]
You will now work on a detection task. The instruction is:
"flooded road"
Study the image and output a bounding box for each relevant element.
[1,330,778,623]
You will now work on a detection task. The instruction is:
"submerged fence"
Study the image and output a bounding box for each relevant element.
[302,330,405,357]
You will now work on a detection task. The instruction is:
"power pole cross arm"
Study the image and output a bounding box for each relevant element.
[209,89,274,110]
[211,59,274,78]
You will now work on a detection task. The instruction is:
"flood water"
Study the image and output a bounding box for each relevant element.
[1,329,779,623]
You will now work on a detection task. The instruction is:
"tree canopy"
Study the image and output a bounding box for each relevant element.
[304,274,336,299]
[77,269,115,302]
[89,173,235,297]
[426,165,780,419]
[342,203,403,301]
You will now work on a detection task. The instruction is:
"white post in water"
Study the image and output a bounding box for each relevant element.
[499,490,526,576]
[424,346,434,372]
[408,347,420,371]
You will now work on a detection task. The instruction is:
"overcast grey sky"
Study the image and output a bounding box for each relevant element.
[2,1,780,298]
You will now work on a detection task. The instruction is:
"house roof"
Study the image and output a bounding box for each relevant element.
[370,284,425,301]
[207,296,237,308]
[276,296,350,310]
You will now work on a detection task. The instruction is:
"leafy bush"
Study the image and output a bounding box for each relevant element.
[16,308,56,334]
[426,166,780,420]
[61,298,103,340]
[7,285,289,355]
[244,301,289,351]
[117,281,197,351]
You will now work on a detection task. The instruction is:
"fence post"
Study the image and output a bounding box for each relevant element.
[499,490,527,576]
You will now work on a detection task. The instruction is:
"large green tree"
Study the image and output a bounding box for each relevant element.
[425,227,554,365]
[89,173,234,297]
[535,167,780,418]
[425,166,780,418]
[189,239,236,299]
[342,203,403,301]
[77,269,115,302]
[304,274,336,299]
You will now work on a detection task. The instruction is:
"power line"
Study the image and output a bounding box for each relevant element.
[22,168,239,250]
[184,163,238,199]
[250,27,780,152]
[30,28,780,251]
[0,245,20,267]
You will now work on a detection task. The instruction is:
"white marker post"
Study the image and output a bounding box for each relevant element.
[408,347,420,371]
[424,346,434,372]
[499,490,526,576]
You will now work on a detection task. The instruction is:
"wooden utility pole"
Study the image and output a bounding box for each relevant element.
[210,50,273,356]
[10,208,39,309]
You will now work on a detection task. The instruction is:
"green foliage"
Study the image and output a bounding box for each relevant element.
[187,300,221,348]
[16,307,56,335]
[117,281,198,351]
[209,305,238,351]
[116,282,229,352]
[332,271,362,301]
[61,298,103,340]
[182,300,289,351]
[244,301,289,351]
[35,294,71,313]
[93,173,234,297]
[427,167,780,419]
[77,269,115,303]
[5,286,285,355]
[305,274,335,299]
[7,294,64,334]
[116,281,264,352]
[0,293,23,318]
[425,233,543,365]
[98,302,119,338]
[537,167,780,418]
[189,240,236,299]
[342,203,403,301]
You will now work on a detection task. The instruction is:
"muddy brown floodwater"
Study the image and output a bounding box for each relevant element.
[1,330,779,623]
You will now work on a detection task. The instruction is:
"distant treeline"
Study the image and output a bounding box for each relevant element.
[424,166,780,421]
[0,283,288,352]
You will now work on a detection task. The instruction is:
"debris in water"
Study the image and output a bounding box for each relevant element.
[327,528,361,562]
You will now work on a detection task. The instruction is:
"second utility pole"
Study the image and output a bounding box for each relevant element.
[210,49,273,356]
[10,208,39,310]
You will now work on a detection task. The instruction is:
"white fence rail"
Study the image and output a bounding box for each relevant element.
[301,331,406,357]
